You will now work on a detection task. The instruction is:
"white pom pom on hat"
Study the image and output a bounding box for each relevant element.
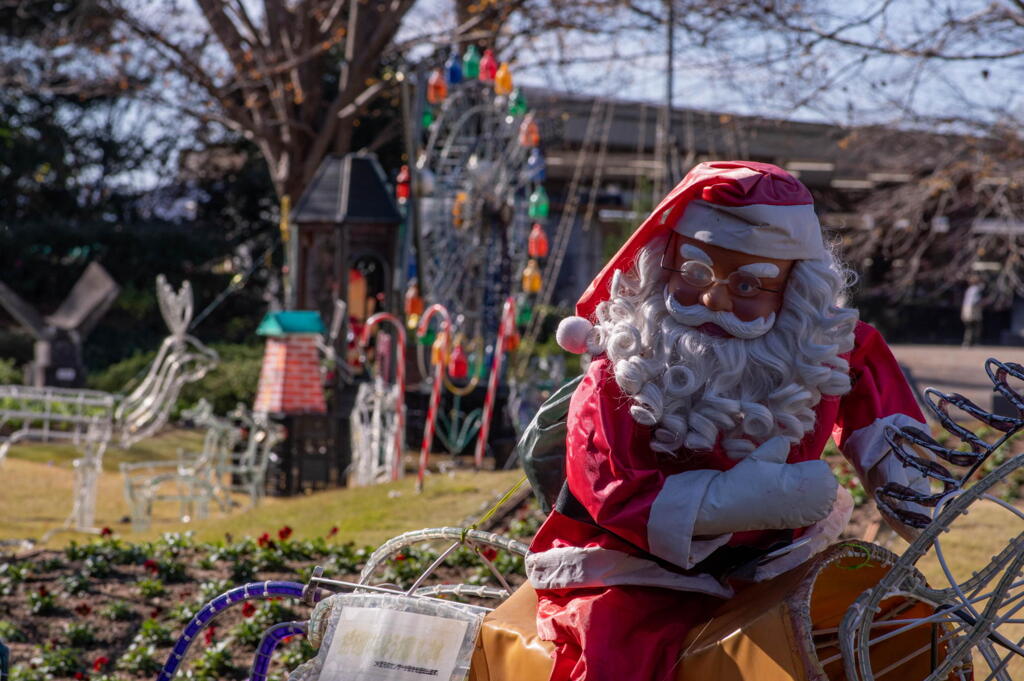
[556,315,594,354]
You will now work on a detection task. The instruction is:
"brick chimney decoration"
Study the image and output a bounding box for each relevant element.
[253,311,328,415]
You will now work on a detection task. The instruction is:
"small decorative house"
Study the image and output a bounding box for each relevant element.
[253,310,327,416]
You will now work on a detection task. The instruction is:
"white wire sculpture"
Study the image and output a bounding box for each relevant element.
[839,358,1024,680]
[119,399,241,533]
[350,313,406,486]
[350,378,401,487]
[0,275,218,536]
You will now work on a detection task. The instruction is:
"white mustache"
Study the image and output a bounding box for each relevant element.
[664,289,776,339]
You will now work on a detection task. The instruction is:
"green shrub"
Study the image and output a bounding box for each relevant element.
[178,344,264,414]
[137,618,173,647]
[137,578,166,599]
[166,602,195,625]
[60,573,91,596]
[26,587,57,615]
[9,665,46,681]
[0,357,21,385]
[0,561,29,595]
[30,644,82,677]
[64,621,96,647]
[116,642,162,675]
[101,600,136,622]
[0,619,26,642]
[88,343,264,414]
[230,618,265,649]
[189,646,242,681]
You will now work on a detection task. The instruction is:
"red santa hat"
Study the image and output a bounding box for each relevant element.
[556,161,825,354]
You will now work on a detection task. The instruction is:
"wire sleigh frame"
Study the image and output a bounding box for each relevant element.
[841,358,1024,681]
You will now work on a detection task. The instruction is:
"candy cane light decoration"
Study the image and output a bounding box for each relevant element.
[473,297,517,468]
[359,313,407,481]
[415,304,452,492]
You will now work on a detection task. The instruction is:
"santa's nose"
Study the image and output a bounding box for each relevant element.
[701,282,732,312]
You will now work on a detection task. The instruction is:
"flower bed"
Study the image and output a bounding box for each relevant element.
[0,506,545,681]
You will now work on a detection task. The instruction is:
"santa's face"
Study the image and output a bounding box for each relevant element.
[663,233,794,338]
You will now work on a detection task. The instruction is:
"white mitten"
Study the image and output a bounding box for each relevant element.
[868,452,933,542]
[693,436,838,535]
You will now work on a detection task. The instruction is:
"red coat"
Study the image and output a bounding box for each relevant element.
[526,321,925,681]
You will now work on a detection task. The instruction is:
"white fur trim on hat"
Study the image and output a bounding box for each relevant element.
[674,200,826,260]
[556,316,593,354]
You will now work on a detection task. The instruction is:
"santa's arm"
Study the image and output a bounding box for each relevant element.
[567,359,837,570]
[833,322,931,540]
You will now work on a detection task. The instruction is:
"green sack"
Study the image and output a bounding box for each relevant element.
[515,375,583,513]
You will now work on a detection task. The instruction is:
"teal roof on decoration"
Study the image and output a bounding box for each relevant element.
[256,311,326,336]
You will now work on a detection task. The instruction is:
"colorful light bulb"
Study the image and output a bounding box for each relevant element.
[447,344,469,380]
[522,259,542,293]
[445,50,462,85]
[515,304,531,328]
[507,88,528,116]
[494,62,513,95]
[480,49,498,82]
[404,279,424,316]
[452,191,468,228]
[462,45,480,80]
[526,148,546,182]
[518,112,540,147]
[421,106,435,128]
[431,334,448,366]
[395,164,410,202]
[528,223,549,258]
[528,186,549,219]
[427,68,447,104]
[504,329,521,352]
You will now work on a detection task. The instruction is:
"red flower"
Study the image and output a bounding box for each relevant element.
[143,559,159,574]
[204,625,216,645]
[241,601,256,618]
[326,526,339,538]
[37,586,49,597]
[100,527,113,537]
[394,553,406,562]
[150,607,162,619]
[480,548,499,562]
[74,672,85,680]
[277,526,293,541]
[74,603,92,616]
[93,656,110,672]
[257,532,272,548]
[282,635,293,644]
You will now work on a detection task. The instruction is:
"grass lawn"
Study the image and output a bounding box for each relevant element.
[0,429,525,548]
[1,427,205,473]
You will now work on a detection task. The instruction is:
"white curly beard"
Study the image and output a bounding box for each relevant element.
[587,240,858,460]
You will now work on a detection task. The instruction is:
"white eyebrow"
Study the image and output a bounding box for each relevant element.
[738,262,780,278]
[680,244,712,265]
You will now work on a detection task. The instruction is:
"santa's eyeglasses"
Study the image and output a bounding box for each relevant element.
[660,246,781,298]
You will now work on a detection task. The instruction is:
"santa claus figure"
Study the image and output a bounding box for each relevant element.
[525,161,929,681]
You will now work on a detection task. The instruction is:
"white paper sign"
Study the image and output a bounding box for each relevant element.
[318,606,470,681]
